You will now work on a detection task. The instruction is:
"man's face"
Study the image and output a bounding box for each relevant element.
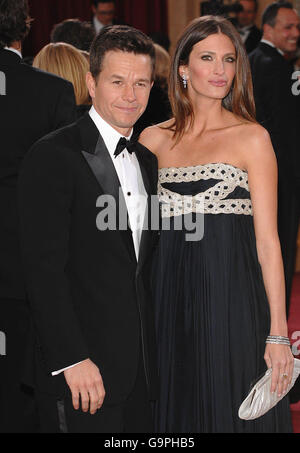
[237,0,257,27]
[92,2,115,26]
[267,8,300,53]
[86,51,153,136]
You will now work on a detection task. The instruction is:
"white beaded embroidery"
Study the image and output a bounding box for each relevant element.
[158,163,253,218]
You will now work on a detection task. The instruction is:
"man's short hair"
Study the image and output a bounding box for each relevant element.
[90,25,156,81]
[92,0,116,7]
[262,1,294,27]
[51,19,96,52]
[0,0,30,48]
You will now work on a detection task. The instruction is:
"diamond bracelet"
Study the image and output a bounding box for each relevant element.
[266,335,291,346]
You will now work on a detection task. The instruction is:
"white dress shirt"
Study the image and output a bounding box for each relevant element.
[52,106,147,376]
[93,16,113,34]
[93,16,104,34]
[89,106,148,259]
[4,46,22,58]
[237,25,252,44]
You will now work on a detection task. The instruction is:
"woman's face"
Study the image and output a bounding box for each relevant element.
[179,33,237,103]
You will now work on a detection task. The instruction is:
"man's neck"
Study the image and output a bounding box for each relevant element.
[261,38,284,56]
[9,41,22,52]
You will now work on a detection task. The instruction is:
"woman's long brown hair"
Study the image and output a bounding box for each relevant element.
[168,15,256,144]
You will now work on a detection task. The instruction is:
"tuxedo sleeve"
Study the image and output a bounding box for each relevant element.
[18,140,89,373]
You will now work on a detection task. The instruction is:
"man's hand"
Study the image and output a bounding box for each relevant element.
[64,359,105,415]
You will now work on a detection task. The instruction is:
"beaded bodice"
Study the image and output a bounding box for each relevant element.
[158,162,253,218]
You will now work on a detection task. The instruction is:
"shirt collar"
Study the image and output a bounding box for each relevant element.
[4,46,22,58]
[89,106,133,158]
[93,16,104,33]
[260,39,284,56]
[93,16,113,32]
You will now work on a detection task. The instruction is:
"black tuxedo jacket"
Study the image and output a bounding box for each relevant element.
[249,42,300,180]
[134,82,171,136]
[230,19,261,54]
[244,25,261,54]
[0,49,76,300]
[18,113,159,404]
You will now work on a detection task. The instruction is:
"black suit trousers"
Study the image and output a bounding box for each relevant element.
[0,299,39,433]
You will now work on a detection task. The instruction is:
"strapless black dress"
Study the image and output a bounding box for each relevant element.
[153,163,292,433]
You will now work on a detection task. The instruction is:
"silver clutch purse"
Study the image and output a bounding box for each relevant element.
[238,358,300,420]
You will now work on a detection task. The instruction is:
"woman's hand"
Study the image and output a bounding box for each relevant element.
[264,343,294,397]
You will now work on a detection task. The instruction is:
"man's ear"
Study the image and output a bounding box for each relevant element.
[86,72,96,99]
[263,23,274,41]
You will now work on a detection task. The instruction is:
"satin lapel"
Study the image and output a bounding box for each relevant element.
[79,115,136,263]
[135,146,151,195]
[82,133,120,202]
[135,146,153,273]
[137,197,153,275]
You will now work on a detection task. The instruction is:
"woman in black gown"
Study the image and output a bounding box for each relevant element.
[140,16,294,433]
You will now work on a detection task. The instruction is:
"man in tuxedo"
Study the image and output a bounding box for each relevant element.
[92,0,118,34]
[231,0,261,53]
[0,0,76,433]
[18,25,158,433]
[249,2,300,315]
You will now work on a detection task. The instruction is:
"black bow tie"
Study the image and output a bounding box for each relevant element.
[114,137,136,158]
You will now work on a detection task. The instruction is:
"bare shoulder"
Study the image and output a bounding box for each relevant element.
[237,122,276,169]
[138,119,174,156]
[239,122,271,145]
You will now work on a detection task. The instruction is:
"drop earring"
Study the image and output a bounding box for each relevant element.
[182,74,188,89]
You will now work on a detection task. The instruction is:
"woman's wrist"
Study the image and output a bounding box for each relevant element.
[269,325,288,337]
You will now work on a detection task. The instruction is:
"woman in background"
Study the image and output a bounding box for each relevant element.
[33,42,91,118]
[140,16,294,433]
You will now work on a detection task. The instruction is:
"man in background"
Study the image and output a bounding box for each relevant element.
[249,2,300,316]
[51,18,95,52]
[0,0,76,433]
[92,0,118,34]
[232,0,261,53]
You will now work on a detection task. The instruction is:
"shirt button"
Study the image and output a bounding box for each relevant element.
[127,192,131,197]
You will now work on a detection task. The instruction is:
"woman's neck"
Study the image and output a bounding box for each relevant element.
[190,98,228,136]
